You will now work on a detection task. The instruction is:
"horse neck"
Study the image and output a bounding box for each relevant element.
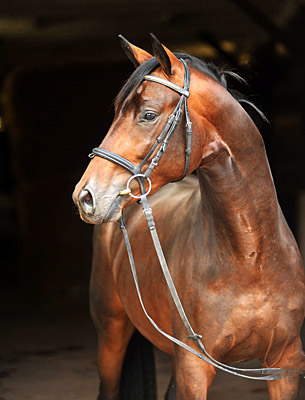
[196,96,282,262]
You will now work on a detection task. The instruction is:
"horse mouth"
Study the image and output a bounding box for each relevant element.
[103,194,125,222]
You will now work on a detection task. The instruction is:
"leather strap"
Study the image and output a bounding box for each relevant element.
[118,195,282,381]
[144,75,190,97]
[89,148,140,175]
[89,59,192,182]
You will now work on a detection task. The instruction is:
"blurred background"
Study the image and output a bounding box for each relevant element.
[0,1,305,398]
[0,0,304,312]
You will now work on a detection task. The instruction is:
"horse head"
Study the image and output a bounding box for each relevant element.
[73,34,206,224]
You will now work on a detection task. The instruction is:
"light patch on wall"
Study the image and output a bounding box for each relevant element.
[0,17,34,35]
[175,42,218,59]
[219,40,237,53]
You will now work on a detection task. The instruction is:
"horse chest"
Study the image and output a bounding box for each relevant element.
[114,249,293,361]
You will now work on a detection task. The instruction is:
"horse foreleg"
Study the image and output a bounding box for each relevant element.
[95,315,135,400]
[264,337,305,400]
[174,349,216,400]
[90,225,136,399]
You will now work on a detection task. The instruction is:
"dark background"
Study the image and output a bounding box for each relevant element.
[0,0,304,313]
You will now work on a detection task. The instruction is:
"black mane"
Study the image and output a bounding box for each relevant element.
[115,52,266,121]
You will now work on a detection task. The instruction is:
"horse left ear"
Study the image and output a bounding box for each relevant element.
[119,35,153,67]
[150,33,183,77]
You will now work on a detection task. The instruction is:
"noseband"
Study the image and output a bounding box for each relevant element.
[87,59,282,381]
[89,58,192,194]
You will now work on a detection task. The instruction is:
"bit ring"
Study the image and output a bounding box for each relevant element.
[126,174,152,199]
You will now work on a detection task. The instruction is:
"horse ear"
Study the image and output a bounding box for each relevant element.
[119,35,153,68]
[150,33,182,77]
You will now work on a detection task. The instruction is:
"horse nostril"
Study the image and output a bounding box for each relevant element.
[79,188,96,214]
[83,191,93,206]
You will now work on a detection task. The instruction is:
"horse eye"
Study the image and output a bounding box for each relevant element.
[143,112,157,121]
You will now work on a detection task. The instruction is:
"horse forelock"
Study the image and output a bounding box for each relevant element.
[114,52,266,121]
[114,57,160,112]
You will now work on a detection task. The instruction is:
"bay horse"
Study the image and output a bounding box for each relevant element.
[73,34,305,399]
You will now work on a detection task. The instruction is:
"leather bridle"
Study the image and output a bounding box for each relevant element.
[88,59,282,381]
[89,58,192,194]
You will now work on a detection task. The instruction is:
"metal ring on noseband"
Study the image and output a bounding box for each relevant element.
[126,174,152,198]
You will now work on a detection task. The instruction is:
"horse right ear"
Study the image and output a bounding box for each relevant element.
[119,35,153,68]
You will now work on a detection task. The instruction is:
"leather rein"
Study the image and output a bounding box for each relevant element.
[89,59,282,381]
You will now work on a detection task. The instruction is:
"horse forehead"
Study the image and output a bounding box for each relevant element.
[116,84,176,119]
[136,79,181,106]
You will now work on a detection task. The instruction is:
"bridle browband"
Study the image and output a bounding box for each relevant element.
[88,59,282,381]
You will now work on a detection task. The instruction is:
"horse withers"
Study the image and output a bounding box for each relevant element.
[73,34,305,399]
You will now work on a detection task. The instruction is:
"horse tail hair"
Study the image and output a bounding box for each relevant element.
[119,330,157,400]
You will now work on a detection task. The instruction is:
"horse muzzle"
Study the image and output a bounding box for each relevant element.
[73,183,126,224]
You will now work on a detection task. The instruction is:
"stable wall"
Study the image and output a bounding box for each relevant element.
[1,61,132,309]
